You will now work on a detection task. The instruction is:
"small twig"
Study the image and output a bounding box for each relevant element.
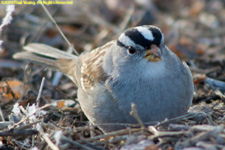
[196,141,218,150]
[0,5,15,31]
[215,90,225,98]
[219,115,225,122]
[94,122,139,128]
[89,122,95,138]
[15,120,41,131]
[191,124,221,132]
[38,2,78,86]
[13,140,30,148]
[169,124,191,131]
[0,107,5,122]
[39,0,79,55]
[148,130,185,139]
[154,112,203,128]
[0,129,38,137]
[130,103,145,129]
[27,7,61,43]
[52,71,63,86]
[36,77,45,107]
[175,126,223,149]
[148,126,159,135]
[0,121,13,129]
[60,135,94,150]
[77,128,141,143]
[39,130,59,150]
[205,77,225,91]
[108,134,130,143]
[19,105,27,115]
[189,66,219,74]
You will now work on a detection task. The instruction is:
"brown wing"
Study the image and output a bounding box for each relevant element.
[80,41,113,92]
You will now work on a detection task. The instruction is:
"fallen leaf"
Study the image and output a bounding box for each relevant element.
[0,79,25,105]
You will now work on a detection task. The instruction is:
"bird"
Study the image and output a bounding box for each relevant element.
[13,25,194,133]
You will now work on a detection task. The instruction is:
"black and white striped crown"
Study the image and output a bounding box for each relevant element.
[117,26,164,49]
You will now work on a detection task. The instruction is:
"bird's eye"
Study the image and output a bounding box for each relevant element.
[127,46,136,55]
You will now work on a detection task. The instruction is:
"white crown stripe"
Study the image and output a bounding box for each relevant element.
[135,26,154,41]
[118,33,136,47]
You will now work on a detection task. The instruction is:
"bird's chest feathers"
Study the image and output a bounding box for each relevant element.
[114,60,166,82]
[108,61,166,101]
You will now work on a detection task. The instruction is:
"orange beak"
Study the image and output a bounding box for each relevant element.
[144,45,162,62]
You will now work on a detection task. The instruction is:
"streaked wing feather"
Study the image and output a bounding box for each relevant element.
[80,41,113,91]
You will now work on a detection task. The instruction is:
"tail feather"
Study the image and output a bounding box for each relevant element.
[13,43,78,72]
[23,43,77,59]
[13,51,59,69]
[13,43,81,86]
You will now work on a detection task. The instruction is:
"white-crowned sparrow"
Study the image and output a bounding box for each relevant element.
[13,25,194,133]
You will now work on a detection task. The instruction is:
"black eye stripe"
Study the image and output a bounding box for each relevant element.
[117,40,127,48]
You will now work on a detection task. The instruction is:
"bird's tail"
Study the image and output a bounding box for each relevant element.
[13,43,79,74]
